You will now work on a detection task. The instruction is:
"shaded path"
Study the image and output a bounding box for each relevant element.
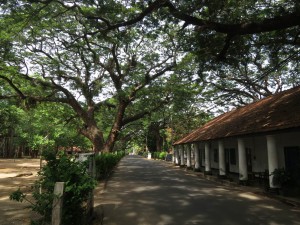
[95,155,300,225]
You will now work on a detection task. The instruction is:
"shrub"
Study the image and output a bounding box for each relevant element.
[151,151,168,160]
[159,151,167,160]
[153,152,160,159]
[143,151,148,158]
[95,151,125,180]
[10,149,97,225]
[271,168,290,187]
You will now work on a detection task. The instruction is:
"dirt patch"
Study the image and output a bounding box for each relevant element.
[0,158,41,225]
[0,158,105,224]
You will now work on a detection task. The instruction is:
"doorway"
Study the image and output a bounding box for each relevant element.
[284,146,300,186]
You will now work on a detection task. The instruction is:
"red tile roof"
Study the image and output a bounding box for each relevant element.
[174,86,300,145]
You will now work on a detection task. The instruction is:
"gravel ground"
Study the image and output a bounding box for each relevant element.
[0,158,105,225]
[0,158,41,225]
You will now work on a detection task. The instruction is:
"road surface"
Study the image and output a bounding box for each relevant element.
[95,155,300,225]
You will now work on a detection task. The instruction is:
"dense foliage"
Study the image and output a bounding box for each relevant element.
[10,149,97,225]
[95,151,125,180]
[152,151,168,160]
[0,1,299,152]
[0,102,91,157]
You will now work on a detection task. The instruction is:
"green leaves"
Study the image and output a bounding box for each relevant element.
[1,0,299,153]
[95,151,125,180]
[36,149,97,224]
[10,149,97,224]
[10,188,27,203]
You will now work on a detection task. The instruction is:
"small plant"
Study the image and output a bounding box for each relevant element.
[10,148,97,225]
[151,151,168,160]
[10,188,29,203]
[159,151,167,160]
[271,168,290,187]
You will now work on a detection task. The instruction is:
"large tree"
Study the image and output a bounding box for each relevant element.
[48,0,299,59]
[1,0,299,152]
[36,0,299,107]
[12,1,299,61]
[122,67,211,152]
[0,1,178,152]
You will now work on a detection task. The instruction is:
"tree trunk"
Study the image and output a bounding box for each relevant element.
[8,128,14,157]
[92,134,105,153]
[155,130,163,152]
[81,124,105,154]
[103,101,127,152]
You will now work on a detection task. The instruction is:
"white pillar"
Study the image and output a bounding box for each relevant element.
[238,138,248,181]
[172,147,175,163]
[218,140,226,176]
[180,145,185,166]
[52,182,64,225]
[175,146,179,165]
[186,145,191,168]
[267,135,279,188]
[205,143,211,173]
[194,143,200,170]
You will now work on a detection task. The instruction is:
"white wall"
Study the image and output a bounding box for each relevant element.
[243,136,268,173]
[193,130,300,174]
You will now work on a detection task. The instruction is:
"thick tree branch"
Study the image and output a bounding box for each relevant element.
[0,74,26,99]
[97,0,300,36]
[164,2,300,35]
[111,44,123,78]
[217,35,234,60]
[122,98,170,126]
[128,63,175,102]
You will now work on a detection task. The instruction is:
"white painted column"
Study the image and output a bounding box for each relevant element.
[172,146,175,163]
[218,140,226,176]
[267,135,279,188]
[52,182,64,225]
[175,146,179,165]
[180,145,185,166]
[194,143,200,170]
[205,143,211,173]
[238,138,248,181]
[186,145,191,168]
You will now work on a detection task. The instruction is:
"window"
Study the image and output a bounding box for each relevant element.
[230,148,236,165]
[214,149,219,163]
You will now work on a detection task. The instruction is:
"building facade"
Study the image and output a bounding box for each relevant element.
[173,86,300,189]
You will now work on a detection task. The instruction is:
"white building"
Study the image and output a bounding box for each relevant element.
[173,86,300,190]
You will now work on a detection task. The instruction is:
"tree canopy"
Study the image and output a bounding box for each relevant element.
[0,0,299,153]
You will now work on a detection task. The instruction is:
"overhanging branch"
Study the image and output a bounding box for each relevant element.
[122,98,170,126]
[0,74,26,99]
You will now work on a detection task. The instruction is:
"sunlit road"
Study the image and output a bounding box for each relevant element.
[95,155,300,225]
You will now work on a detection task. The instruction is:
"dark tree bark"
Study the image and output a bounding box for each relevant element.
[164,3,300,35]
[81,125,105,154]
[103,101,128,152]
[96,0,300,36]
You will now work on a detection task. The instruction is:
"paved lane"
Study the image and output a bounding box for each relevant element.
[95,155,300,225]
